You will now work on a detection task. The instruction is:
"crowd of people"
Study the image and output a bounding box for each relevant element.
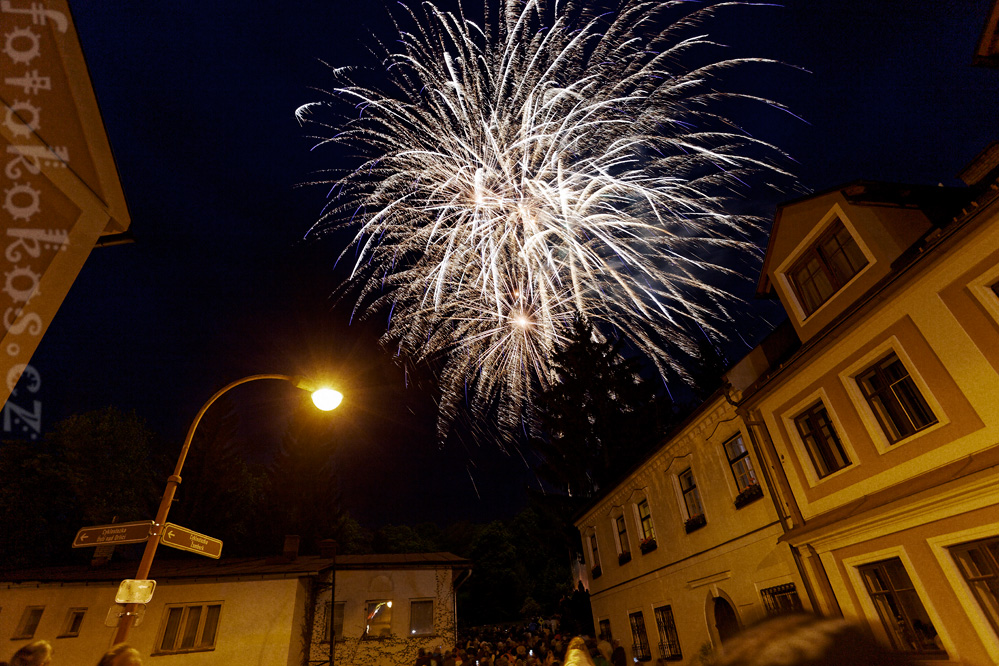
[1,640,142,666]
[419,620,628,666]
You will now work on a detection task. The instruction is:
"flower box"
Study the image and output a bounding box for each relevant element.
[684,513,707,534]
[618,550,632,565]
[591,566,602,579]
[639,538,657,554]
[734,482,764,509]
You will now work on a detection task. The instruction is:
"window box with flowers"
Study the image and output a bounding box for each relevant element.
[639,537,657,554]
[684,514,707,534]
[734,481,764,509]
[591,566,602,579]
[618,550,632,565]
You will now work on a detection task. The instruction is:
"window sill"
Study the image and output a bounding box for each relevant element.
[683,515,707,534]
[152,647,216,656]
[639,540,657,554]
[734,484,764,509]
[591,566,602,579]
[618,551,632,565]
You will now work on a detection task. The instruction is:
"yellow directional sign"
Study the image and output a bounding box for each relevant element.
[73,521,152,548]
[161,522,222,559]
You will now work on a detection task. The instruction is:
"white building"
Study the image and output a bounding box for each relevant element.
[0,543,470,666]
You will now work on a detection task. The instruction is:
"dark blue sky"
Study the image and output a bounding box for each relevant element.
[15,0,998,526]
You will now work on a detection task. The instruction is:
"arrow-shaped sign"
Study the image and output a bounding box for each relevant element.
[160,522,222,559]
[73,521,153,548]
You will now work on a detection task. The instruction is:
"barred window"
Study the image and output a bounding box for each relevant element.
[653,605,682,661]
[760,583,803,616]
[629,611,652,662]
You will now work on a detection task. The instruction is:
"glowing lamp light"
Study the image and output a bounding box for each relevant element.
[311,388,343,411]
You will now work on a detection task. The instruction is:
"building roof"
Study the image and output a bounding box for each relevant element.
[1,552,470,585]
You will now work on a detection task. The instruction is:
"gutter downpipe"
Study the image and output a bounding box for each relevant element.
[727,387,841,617]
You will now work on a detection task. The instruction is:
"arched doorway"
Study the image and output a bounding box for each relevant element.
[713,597,739,643]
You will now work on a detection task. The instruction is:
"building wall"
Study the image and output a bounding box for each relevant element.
[744,179,999,664]
[311,567,459,666]
[0,576,306,666]
[576,395,806,666]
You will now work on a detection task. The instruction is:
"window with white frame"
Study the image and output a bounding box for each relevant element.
[637,499,655,547]
[615,514,630,554]
[59,607,86,638]
[589,533,602,577]
[793,401,851,478]
[949,537,999,638]
[157,602,222,654]
[724,434,757,492]
[858,559,945,656]
[364,600,393,638]
[410,599,434,636]
[13,606,44,639]
[678,468,704,520]
[856,352,936,444]
[787,217,868,316]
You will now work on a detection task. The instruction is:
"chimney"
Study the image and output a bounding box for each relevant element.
[319,539,337,559]
[283,535,300,561]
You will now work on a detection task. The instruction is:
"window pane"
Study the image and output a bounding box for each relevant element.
[795,404,850,477]
[630,611,652,661]
[950,538,999,636]
[410,600,434,636]
[180,605,202,649]
[859,559,945,656]
[653,605,682,661]
[200,605,221,647]
[69,610,85,635]
[161,607,183,651]
[20,607,43,638]
[333,602,344,638]
[858,353,936,443]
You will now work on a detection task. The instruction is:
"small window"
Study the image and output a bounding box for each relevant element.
[59,608,87,637]
[760,584,803,616]
[794,402,851,478]
[13,606,44,639]
[949,537,999,637]
[616,515,630,554]
[157,603,222,654]
[788,218,868,315]
[724,435,757,492]
[679,468,704,520]
[589,534,602,578]
[364,600,393,638]
[653,605,682,661]
[629,611,652,662]
[322,601,344,642]
[857,353,936,444]
[638,500,655,541]
[858,559,946,656]
[598,618,612,642]
[410,600,433,636]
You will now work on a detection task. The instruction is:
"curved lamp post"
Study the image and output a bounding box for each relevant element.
[113,374,342,643]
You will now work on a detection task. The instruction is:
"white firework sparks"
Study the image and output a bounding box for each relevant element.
[298,0,795,438]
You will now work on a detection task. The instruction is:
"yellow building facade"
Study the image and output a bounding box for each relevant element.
[577,145,999,665]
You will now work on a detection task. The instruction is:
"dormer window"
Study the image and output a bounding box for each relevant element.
[788,218,868,316]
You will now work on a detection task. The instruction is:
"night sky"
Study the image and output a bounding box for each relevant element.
[15,0,998,527]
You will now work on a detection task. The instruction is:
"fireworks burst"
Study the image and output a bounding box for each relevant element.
[298,0,795,439]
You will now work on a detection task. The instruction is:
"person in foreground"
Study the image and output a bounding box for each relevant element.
[7,641,52,666]
[708,614,914,666]
[96,645,142,666]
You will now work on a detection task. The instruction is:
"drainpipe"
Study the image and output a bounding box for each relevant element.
[725,388,840,617]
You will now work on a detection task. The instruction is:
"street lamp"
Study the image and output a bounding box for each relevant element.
[113,374,341,643]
